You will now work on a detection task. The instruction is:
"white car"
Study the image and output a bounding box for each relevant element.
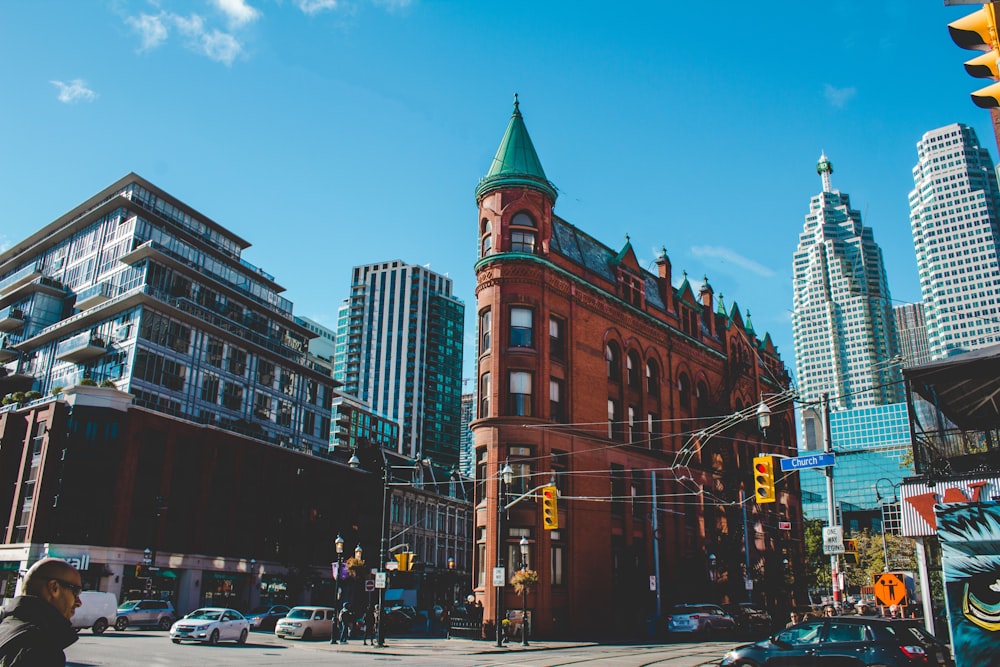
[274,606,337,640]
[169,607,250,645]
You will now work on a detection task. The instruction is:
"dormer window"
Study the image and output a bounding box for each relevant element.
[510,212,536,253]
[619,271,643,308]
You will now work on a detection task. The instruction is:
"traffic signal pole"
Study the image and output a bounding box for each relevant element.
[821,392,842,605]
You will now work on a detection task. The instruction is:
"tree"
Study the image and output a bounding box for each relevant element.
[803,519,831,594]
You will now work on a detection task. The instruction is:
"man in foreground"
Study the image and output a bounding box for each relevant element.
[0,558,82,665]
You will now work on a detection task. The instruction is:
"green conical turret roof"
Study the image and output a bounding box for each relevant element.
[476,95,558,203]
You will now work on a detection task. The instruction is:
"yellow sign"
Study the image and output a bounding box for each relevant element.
[872,572,907,607]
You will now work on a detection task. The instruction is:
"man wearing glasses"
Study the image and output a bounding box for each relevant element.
[0,557,82,665]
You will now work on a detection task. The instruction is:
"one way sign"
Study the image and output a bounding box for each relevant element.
[822,526,844,554]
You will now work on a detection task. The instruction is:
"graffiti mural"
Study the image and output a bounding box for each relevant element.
[936,501,1000,667]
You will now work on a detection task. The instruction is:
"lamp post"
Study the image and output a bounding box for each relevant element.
[496,462,513,648]
[874,478,900,573]
[519,536,529,646]
[331,535,344,645]
[348,443,390,648]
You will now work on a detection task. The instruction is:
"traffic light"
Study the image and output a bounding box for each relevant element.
[541,485,558,530]
[753,455,776,504]
[394,552,412,572]
[844,539,860,565]
[134,564,149,578]
[949,4,1000,108]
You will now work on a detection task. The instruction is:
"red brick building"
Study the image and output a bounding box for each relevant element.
[470,99,803,639]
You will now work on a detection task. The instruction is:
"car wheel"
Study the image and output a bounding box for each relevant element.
[702,624,713,641]
[158,617,172,631]
[302,628,312,640]
[238,629,248,644]
[93,618,108,635]
[208,629,220,645]
[115,617,128,631]
[171,639,180,644]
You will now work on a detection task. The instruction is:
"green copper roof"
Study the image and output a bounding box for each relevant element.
[476,95,557,203]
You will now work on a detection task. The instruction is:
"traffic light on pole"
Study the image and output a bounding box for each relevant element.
[949,3,1000,108]
[394,552,411,572]
[541,485,558,530]
[753,455,776,504]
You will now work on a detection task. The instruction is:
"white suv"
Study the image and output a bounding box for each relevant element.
[274,606,337,640]
[115,599,176,631]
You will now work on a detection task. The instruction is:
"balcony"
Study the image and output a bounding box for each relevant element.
[0,335,16,362]
[74,281,115,310]
[55,331,107,363]
[0,264,41,297]
[0,306,25,332]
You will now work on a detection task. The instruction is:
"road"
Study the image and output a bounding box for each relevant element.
[66,630,734,666]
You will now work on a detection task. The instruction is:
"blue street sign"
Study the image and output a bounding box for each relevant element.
[779,452,836,472]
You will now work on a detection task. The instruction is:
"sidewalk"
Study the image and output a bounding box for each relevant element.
[302,636,598,657]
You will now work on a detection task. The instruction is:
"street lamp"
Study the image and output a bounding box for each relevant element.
[519,536,529,646]
[496,462,513,647]
[874,478,901,573]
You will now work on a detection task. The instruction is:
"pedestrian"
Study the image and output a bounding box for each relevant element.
[786,611,802,628]
[0,557,82,666]
[888,605,900,619]
[338,603,354,644]
[362,605,375,645]
[824,605,835,618]
[329,606,339,645]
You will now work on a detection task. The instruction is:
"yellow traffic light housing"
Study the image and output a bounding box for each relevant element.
[949,4,1000,108]
[541,485,558,530]
[394,552,413,572]
[753,455,776,504]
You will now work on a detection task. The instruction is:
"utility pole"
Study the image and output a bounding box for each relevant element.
[651,471,661,618]
[821,392,841,605]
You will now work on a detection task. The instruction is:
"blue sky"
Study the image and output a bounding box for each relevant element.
[1,1,996,384]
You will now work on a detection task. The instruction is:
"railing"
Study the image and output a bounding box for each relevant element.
[0,263,41,294]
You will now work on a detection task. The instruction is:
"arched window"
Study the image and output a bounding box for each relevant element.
[646,359,660,397]
[481,220,492,257]
[511,212,536,227]
[479,372,490,418]
[696,381,709,417]
[510,212,536,253]
[606,342,622,382]
[678,373,691,412]
[627,351,641,389]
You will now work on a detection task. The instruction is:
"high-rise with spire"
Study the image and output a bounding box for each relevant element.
[908,122,1000,359]
[792,154,901,448]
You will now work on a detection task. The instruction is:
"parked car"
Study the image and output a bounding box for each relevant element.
[720,616,953,666]
[723,602,773,637]
[71,591,118,635]
[274,606,337,640]
[382,605,417,634]
[244,604,290,631]
[115,599,176,631]
[665,603,736,639]
[169,607,250,645]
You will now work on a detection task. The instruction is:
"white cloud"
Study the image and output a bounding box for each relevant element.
[373,0,413,10]
[690,245,775,278]
[50,79,97,104]
[174,13,244,66]
[213,0,261,28]
[126,12,169,51]
[823,83,856,109]
[296,0,341,14]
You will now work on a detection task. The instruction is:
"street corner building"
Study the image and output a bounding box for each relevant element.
[469,98,805,640]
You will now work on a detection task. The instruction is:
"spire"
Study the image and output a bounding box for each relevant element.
[476,94,558,203]
[817,151,833,193]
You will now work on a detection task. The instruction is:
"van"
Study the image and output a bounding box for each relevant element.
[72,591,118,634]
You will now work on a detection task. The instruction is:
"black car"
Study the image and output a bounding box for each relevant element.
[723,603,772,638]
[244,604,290,631]
[720,616,953,666]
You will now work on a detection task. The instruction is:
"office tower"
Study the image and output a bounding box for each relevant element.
[792,153,902,448]
[909,123,1000,359]
[0,173,336,456]
[341,261,464,467]
[893,302,932,368]
[332,300,349,385]
[459,392,474,478]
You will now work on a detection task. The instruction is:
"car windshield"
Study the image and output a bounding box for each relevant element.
[286,609,316,620]
[187,609,223,621]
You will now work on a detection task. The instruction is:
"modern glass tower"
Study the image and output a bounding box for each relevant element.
[0,173,337,456]
[893,302,932,368]
[340,260,464,467]
[792,154,902,448]
[908,123,1000,359]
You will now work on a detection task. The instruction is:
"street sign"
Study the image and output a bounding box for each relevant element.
[492,567,506,587]
[823,526,845,554]
[365,579,375,592]
[374,572,387,589]
[649,576,656,591]
[873,572,907,606]
[745,578,753,591]
[778,521,792,530]
[779,453,836,472]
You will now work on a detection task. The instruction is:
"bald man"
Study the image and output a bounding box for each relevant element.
[0,558,81,666]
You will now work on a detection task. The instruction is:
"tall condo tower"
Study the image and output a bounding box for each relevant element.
[341,261,464,467]
[908,123,1000,359]
[792,154,901,448]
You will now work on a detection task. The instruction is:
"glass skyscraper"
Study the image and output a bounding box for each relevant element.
[908,123,1000,359]
[339,260,464,467]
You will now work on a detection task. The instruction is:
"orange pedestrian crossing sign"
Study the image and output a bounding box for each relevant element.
[872,572,907,607]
